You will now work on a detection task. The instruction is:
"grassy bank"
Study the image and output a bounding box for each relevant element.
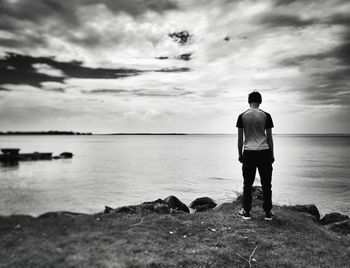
[0,200,349,267]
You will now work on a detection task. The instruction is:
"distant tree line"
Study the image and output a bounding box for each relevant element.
[0,131,92,135]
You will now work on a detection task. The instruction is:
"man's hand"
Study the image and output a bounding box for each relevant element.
[239,156,243,163]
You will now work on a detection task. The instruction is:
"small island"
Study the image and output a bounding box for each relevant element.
[0,131,92,135]
[0,187,348,267]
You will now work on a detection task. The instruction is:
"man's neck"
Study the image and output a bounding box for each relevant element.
[250,103,260,109]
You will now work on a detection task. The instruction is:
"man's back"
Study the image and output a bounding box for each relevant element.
[236,108,273,151]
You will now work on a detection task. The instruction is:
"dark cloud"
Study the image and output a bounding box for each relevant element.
[155,56,169,60]
[0,53,143,87]
[258,13,316,28]
[0,0,79,27]
[273,0,307,6]
[168,31,192,45]
[281,32,350,66]
[0,0,178,29]
[325,13,350,26]
[177,53,192,61]
[155,54,192,61]
[274,0,348,7]
[102,0,179,16]
[83,89,133,94]
[0,87,11,91]
[155,67,190,73]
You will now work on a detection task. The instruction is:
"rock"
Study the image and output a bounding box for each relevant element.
[104,206,114,214]
[113,199,170,215]
[328,220,350,235]
[163,195,190,213]
[291,204,321,221]
[190,197,217,212]
[140,199,170,214]
[320,212,349,225]
[59,152,73,159]
[113,205,137,214]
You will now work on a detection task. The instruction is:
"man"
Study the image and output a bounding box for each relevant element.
[236,91,275,221]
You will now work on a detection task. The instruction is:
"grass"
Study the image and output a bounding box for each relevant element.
[0,201,349,267]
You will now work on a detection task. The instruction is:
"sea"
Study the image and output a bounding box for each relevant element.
[0,135,349,216]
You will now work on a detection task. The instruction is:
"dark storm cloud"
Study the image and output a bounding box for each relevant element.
[0,53,143,87]
[258,13,316,28]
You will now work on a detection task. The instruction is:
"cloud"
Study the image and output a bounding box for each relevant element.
[155,67,190,73]
[83,89,132,94]
[258,13,316,28]
[0,53,143,87]
[1,0,350,133]
[82,88,195,98]
[168,31,192,45]
[102,0,179,16]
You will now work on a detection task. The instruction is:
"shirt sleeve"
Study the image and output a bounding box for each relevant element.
[265,113,274,129]
[236,114,243,128]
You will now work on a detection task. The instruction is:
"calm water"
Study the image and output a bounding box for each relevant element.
[0,135,349,216]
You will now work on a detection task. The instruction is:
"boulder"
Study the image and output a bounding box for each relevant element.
[328,219,350,235]
[291,204,321,221]
[163,195,190,213]
[190,197,217,212]
[140,199,170,214]
[113,206,137,214]
[113,199,170,215]
[320,212,349,225]
[59,152,73,159]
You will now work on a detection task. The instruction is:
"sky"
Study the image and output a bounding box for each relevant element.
[0,0,350,134]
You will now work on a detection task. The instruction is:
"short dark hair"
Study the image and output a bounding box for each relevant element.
[248,91,262,104]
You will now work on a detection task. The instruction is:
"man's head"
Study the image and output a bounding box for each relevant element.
[248,91,262,104]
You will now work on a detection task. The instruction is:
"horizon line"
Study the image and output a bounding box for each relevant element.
[1,131,350,136]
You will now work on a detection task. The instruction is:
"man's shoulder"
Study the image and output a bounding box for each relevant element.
[259,109,272,117]
[239,109,250,117]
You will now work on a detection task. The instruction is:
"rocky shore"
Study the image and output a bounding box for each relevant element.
[0,187,349,267]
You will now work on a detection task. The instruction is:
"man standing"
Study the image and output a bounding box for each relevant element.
[236,91,275,220]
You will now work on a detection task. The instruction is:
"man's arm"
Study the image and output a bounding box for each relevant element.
[238,128,244,163]
[266,128,275,163]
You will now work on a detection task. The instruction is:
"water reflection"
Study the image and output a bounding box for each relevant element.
[0,160,19,170]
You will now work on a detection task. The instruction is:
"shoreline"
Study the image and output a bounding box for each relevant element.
[1,188,349,267]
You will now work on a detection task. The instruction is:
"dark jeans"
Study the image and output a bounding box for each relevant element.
[242,149,273,213]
